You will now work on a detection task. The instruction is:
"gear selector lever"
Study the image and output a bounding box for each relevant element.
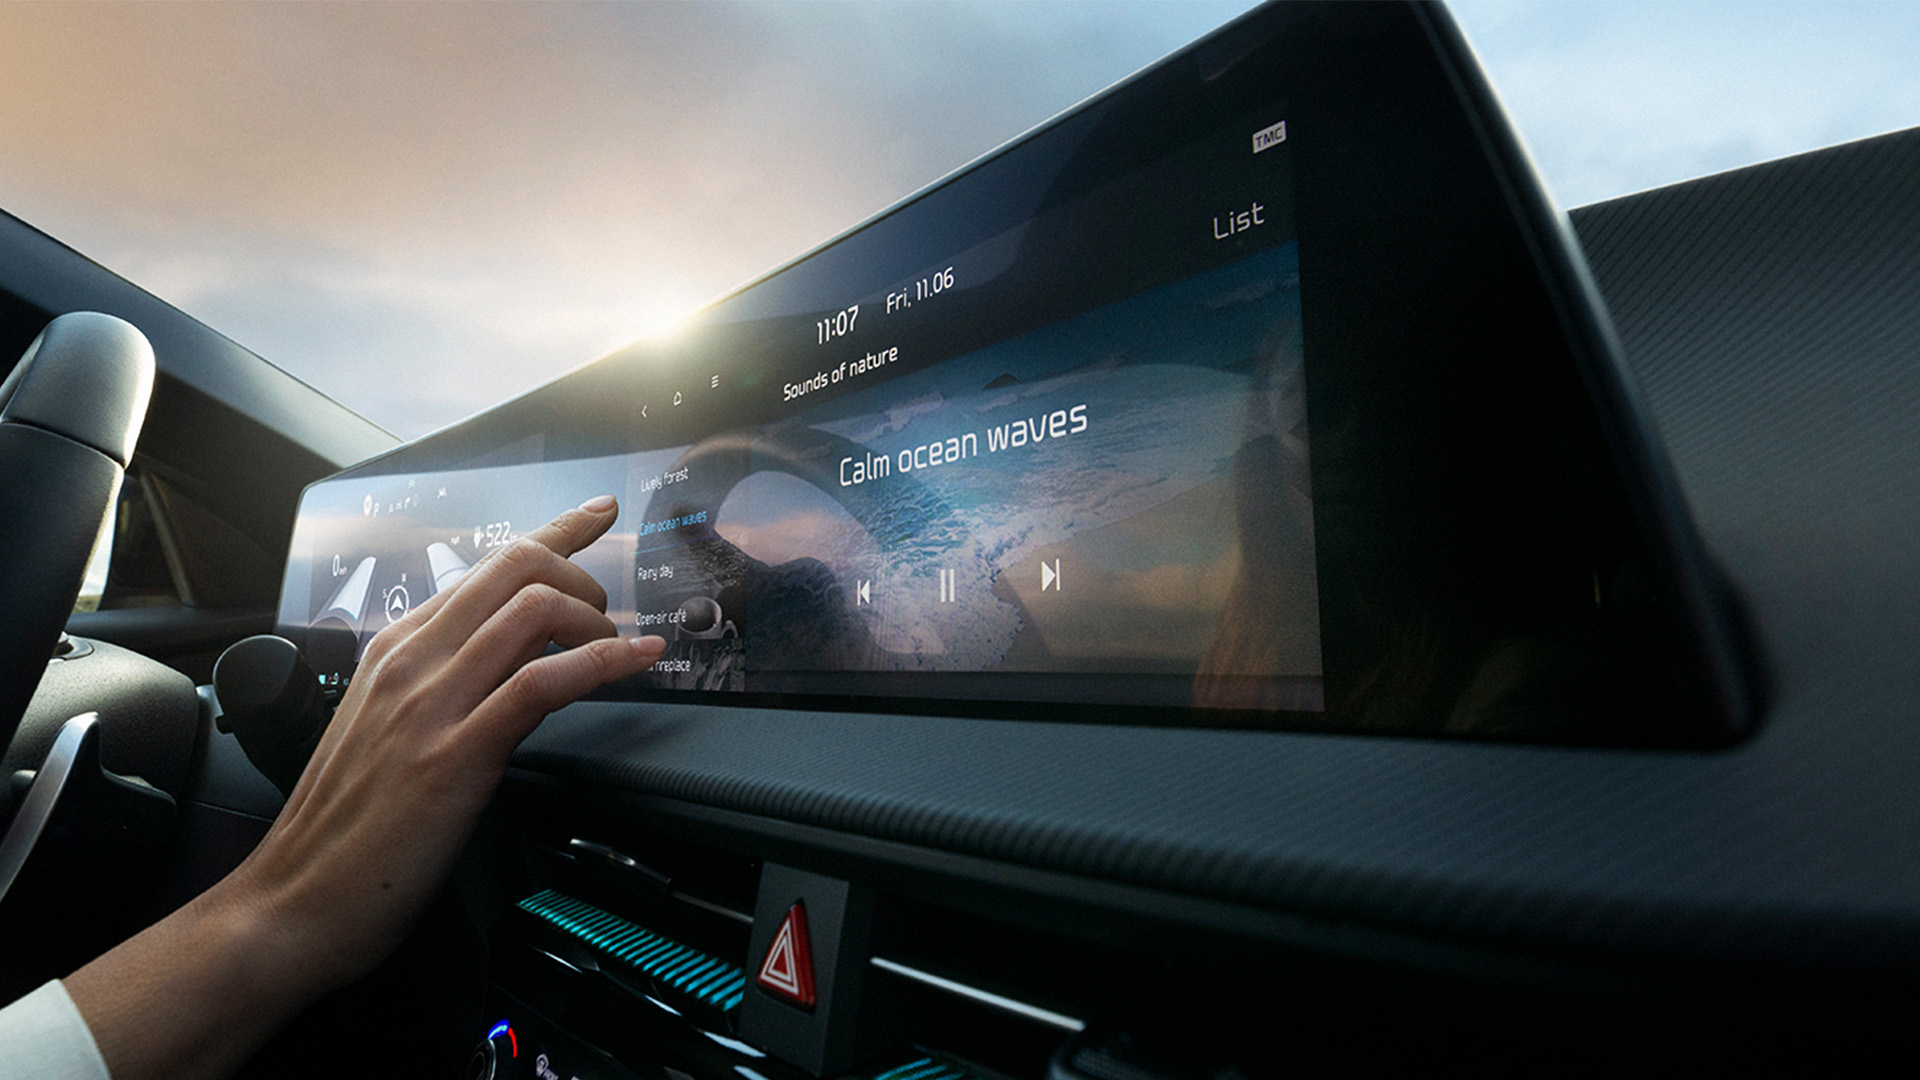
[211,634,335,796]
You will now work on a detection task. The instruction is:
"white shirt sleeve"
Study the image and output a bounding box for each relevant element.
[0,980,112,1080]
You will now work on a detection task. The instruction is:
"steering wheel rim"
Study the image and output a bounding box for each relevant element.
[0,312,155,753]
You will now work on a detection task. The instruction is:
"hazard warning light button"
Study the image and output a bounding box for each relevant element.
[757,902,817,1009]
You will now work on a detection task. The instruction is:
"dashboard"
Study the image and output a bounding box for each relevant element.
[7,0,1920,1076]
[272,0,1779,1073]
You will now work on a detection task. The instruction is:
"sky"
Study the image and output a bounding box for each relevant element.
[1,1,1917,442]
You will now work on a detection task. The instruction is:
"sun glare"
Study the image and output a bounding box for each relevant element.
[628,290,701,344]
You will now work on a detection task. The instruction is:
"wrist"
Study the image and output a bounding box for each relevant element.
[65,873,327,1080]
[207,850,366,1002]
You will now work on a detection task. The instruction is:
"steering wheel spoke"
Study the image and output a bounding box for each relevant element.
[0,312,155,751]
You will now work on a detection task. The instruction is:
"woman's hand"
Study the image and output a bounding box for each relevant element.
[66,495,664,1080]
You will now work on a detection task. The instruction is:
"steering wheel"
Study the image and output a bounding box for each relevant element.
[0,312,155,754]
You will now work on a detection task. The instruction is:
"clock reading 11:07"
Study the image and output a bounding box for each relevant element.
[816,305,859,346]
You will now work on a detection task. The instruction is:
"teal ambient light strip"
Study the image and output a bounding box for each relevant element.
[518,889,748,1011]
[873,1057,977,1080]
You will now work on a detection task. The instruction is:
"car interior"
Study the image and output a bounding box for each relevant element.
[4,1,1919,1075]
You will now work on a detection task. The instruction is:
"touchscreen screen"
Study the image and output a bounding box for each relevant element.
[279,94,1320,718]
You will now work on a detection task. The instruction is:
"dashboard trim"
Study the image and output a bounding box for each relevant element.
[869,956,1085,1034]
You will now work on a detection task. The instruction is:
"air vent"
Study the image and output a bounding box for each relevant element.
[514,813,761,1005]
[851,897,1116,1079]
[518,890,748,1013]
[517,801,762,935]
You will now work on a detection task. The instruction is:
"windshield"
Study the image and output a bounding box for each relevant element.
[1,0,1914,440]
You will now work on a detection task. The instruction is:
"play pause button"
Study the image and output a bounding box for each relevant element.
[1040,559,1061,592]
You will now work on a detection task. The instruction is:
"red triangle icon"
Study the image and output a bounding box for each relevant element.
[756,902,817,1008]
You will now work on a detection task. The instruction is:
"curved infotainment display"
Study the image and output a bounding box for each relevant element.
[278,2,1754,742]
[285,132,1318,713]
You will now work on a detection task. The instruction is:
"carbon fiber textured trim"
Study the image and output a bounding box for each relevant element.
[1571,126,1920,694]
[514,126,1920,980]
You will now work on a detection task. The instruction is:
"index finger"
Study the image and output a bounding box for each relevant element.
[372,494,622,648]
[514,493,622,559]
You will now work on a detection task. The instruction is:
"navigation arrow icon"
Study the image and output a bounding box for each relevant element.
[1041,559,1060,592]
[856,580,871,605]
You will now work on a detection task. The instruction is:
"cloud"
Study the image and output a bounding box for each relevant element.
[17,2,1912,439]
[1451,0,1920,207]
[0,1,1259,439]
